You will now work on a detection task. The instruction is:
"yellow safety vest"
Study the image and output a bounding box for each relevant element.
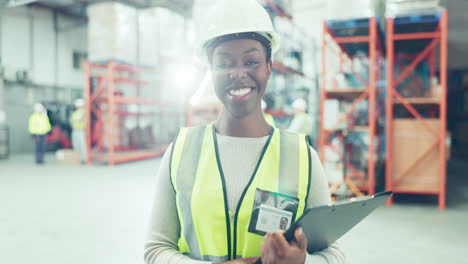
[28,112,51,135]
[264,113,275,127]
[170,124,311,261]
[71,109,86,130]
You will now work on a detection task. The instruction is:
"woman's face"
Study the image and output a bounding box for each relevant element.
[211,39,272,119]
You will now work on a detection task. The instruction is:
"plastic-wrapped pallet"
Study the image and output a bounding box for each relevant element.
[386,0,442,17]
[327,0,384,20]
[138,8,159,66]
[138,8,187,65]
[87,2,137,64]
[150,8,186,58]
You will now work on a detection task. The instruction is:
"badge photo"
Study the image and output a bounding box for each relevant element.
[248,188,299,236]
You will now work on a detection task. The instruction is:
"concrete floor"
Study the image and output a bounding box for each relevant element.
[0,154,467,264]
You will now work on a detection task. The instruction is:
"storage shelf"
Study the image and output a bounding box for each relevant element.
[325,88,366,101]
[114,77,149,86]
[385,10,448,209]
[392,12,441,54]
[394,97,440,105]
[85,61,180,166]
[353,126,369,132]
[391,188,439,195]
[319,17,381,196]
[272,62,303,76]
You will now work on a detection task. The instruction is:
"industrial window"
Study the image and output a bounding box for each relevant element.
[73,51,88,70]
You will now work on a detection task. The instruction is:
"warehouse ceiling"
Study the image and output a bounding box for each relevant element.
[7,0,195,17]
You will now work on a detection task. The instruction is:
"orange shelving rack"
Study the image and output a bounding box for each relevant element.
[385,11,448,209]
[319,17,383,196]
[84,61,182,165]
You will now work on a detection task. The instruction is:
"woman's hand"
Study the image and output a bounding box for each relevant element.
[260,227,307,264]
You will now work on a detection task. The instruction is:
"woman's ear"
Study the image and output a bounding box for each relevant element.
[266,61,272,77]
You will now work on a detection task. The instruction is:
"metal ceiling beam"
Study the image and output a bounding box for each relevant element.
[24,0,194,19]
[31,2,88,22]
[1,0,39,7]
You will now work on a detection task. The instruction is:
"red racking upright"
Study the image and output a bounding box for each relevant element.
[84,61,182,165]
[385,10,448,209]
[319,17,383,196]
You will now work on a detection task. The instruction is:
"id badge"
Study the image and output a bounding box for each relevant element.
[248,188,299,236]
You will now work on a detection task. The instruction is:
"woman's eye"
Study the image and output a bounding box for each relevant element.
[246,61,259,66]
[217,63,232,69]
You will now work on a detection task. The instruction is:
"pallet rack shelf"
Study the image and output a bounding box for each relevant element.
[319,17,383,196]
[385,10,448,209]
[84,61,181,165]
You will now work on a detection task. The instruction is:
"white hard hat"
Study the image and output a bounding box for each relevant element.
[197,0,280,61]
[292,98,307,111]
[34,103,44,113]
[75,99,84,107]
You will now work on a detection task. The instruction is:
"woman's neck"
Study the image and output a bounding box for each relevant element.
[215,109,271,137]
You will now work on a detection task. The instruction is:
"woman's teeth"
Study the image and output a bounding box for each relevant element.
[229,88,252,96]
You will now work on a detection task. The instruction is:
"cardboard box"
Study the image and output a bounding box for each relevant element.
[391,119,446,193]
[87,2,138,64]
[56,149,81,165]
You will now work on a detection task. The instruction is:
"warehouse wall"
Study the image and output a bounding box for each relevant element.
[439,0,468,69]
[0,6,87,153]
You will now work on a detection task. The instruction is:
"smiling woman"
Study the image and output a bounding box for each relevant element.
[144,0,345,264]
[211,38,272,121]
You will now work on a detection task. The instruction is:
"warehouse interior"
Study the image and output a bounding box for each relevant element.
[0,0,467,264]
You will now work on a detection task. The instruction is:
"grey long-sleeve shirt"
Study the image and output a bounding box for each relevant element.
[144,133,346,264]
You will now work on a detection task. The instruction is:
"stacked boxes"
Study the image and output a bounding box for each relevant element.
[88,3,187,66]
[87,2,138,63]
[326,0,385,20]
[386,0,441,17]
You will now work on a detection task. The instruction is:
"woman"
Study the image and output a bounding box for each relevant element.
[144,1,345,263]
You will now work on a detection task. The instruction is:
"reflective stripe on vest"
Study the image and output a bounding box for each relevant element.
[170,124,311,261]
[264,113,275,127]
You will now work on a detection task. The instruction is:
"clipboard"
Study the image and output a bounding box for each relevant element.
[254,191,392,263]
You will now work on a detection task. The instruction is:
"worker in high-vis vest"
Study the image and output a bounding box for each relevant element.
[28,103,51,164]
[144,0,345,263]
[261,100,275,127]
[70,98,87,164]
[287,98,311,136]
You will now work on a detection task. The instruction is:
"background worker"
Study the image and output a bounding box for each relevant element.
[144,0,345,263]
[28,103,51,164]
[70,98,87,164]
[287,98,311,135]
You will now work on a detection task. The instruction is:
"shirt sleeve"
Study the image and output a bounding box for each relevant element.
[304,147,346,264]
[143,144,213,264]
